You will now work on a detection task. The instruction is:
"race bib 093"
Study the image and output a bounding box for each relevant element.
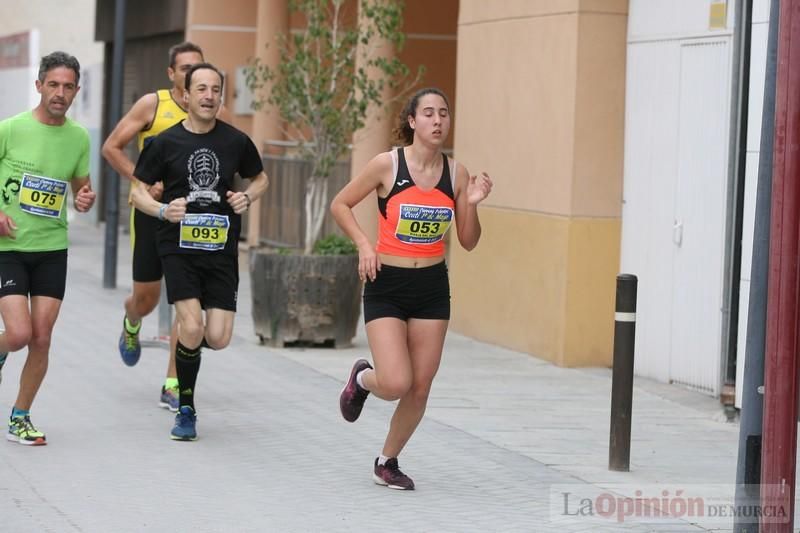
[179,213,230,251]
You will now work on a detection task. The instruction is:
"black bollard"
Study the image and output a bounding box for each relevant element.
[609,274,638,472]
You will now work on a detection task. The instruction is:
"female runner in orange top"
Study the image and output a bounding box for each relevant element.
[331,87,493,490]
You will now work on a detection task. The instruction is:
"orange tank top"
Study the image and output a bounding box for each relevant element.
[376,148,456,258]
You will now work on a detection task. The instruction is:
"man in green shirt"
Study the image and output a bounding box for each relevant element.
[0,51,96,445]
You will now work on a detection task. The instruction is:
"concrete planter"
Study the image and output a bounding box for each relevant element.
[249,249,361,347]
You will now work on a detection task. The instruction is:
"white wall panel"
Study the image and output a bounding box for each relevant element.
[669,39,730,396]
[736,279,750,407]
[752,0,770,24]
[0,67,37,118]
[621,41,681,383]
[734,129,767,407]
[735,5,771,406]
[623,4,735,395]
[629,0,735,41]
[746,22,769,152]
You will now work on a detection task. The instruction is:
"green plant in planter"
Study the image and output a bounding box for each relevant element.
[246,0,421,347]
[313,234,358,256]
[246,0,421,254]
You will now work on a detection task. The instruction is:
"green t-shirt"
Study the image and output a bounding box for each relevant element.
[0,111,90,251]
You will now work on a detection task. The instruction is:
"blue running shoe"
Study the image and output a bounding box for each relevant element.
[159,385,179,412]
[118,317,141,367]
[170,406,197,441]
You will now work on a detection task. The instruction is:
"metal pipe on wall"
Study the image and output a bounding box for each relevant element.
[733,0,779,530]
[102,0,126,289]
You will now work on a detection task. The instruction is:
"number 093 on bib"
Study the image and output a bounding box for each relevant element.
[179,213,230,251]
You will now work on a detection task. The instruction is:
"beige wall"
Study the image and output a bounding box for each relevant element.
[573,10,627,217]
[399,0,458,151]
[350,0,459,244]
[247,0,289,245]
[185,0,258,134]
[451,1,627,366]
[181,0,628,368]
[449,209,569,359]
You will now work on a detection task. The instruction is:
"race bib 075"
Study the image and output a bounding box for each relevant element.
[394,204,453,244]
[179,213,230,251]
[19,173,67,218]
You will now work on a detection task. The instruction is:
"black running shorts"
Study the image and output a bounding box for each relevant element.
[363,261,450,323]
[161,253,239,311]
[0,249,68,300]
[131,208,163,283]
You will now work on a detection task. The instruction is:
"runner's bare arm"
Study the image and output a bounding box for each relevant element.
[101,93,158,181]
[330,152,392,248]
[330,152,392,282]
[453,163,492,251]
[70,176,97,213]
[0,211,17,238]
[226,171,269,214]
[130,179,161,217]
[130,180,187,224]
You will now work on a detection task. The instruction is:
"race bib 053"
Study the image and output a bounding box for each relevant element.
[394,204,453,244]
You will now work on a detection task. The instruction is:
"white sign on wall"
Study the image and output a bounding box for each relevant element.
[0,29,39,118]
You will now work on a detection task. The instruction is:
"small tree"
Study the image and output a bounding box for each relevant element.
[247,0,421,254]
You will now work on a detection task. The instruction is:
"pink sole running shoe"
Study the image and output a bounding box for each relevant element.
[339,358,372,422]
[373,457,415,490]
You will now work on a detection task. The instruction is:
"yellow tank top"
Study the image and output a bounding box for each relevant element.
[136,89,187,151]
[129,89,188,204]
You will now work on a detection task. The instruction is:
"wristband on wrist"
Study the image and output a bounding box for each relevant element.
[243,192,251,208]
[158,203,167,221]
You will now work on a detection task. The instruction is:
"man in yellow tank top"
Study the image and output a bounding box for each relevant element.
[102,42,231,412]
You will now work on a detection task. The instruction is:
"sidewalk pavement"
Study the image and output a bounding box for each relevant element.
[0,217,769,532]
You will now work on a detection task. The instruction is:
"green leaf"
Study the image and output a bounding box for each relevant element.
[248,0,422,252]
[312,234,358,255]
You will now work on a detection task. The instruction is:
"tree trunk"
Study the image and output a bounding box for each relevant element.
[304,176,329,254]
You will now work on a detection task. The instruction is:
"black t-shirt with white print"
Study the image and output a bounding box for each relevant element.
[134,119,263,257]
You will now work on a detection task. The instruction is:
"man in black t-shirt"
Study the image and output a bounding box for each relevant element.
[131,63,269,441]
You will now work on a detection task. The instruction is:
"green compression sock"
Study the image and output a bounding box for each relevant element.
[124,317,141,334]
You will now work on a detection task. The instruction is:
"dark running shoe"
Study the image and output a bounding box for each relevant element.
[339,358,372,422]
[373,457,415,490]
[170,406,197,441]
[159,385,179,412]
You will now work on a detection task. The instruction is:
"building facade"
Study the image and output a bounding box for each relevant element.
[95,0,767,402]
[2,0,105,216]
